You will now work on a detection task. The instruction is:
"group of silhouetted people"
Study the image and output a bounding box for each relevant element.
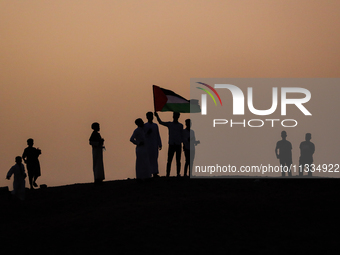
[89,111,199,184]
[5,118,317,201]
[6,138,42,200]
[129,111,199,181]
[275,131,315,177]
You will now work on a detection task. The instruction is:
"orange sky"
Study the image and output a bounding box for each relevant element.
[1,1,340,187]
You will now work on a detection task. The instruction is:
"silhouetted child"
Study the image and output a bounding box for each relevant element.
[89,122,105,184]
[22,138,41,189]
[299,133,315,177]
[6,156,26,200]
[182,119,200,177]
[275,131,292,177]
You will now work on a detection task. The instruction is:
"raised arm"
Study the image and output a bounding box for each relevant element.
[154,112,166,126]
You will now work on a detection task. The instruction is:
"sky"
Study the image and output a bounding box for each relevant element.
[1,0,340,188]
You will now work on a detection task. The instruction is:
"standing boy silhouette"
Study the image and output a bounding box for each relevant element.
[22,138,41,189]
[275,131,293,177]
[299,133,315,177]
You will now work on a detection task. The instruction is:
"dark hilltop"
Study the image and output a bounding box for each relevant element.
[1,177,339,254]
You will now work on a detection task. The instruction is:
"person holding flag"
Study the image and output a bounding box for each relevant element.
[154,111,183,177]
[152,85,201,177]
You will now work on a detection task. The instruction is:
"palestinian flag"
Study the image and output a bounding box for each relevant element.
[153,85,201,113]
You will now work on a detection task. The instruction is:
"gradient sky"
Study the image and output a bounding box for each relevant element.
[1,0,340,187]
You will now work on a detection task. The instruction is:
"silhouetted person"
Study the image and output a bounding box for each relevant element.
[89,122,105,184]
[6,156,26,200]
[299,133,315,177]
[275,131,292,177]
[182,119,200,177]
[144,112,162,178]
[22,138,41,189]
[130,118,151,180]
[154,111,183,177]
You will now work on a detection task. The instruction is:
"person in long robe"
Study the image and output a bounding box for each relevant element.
[144,112,162,178]
[130,118,151,180]
[22,138,41,189]
[6,156,26,200]
[89,122,105,184]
